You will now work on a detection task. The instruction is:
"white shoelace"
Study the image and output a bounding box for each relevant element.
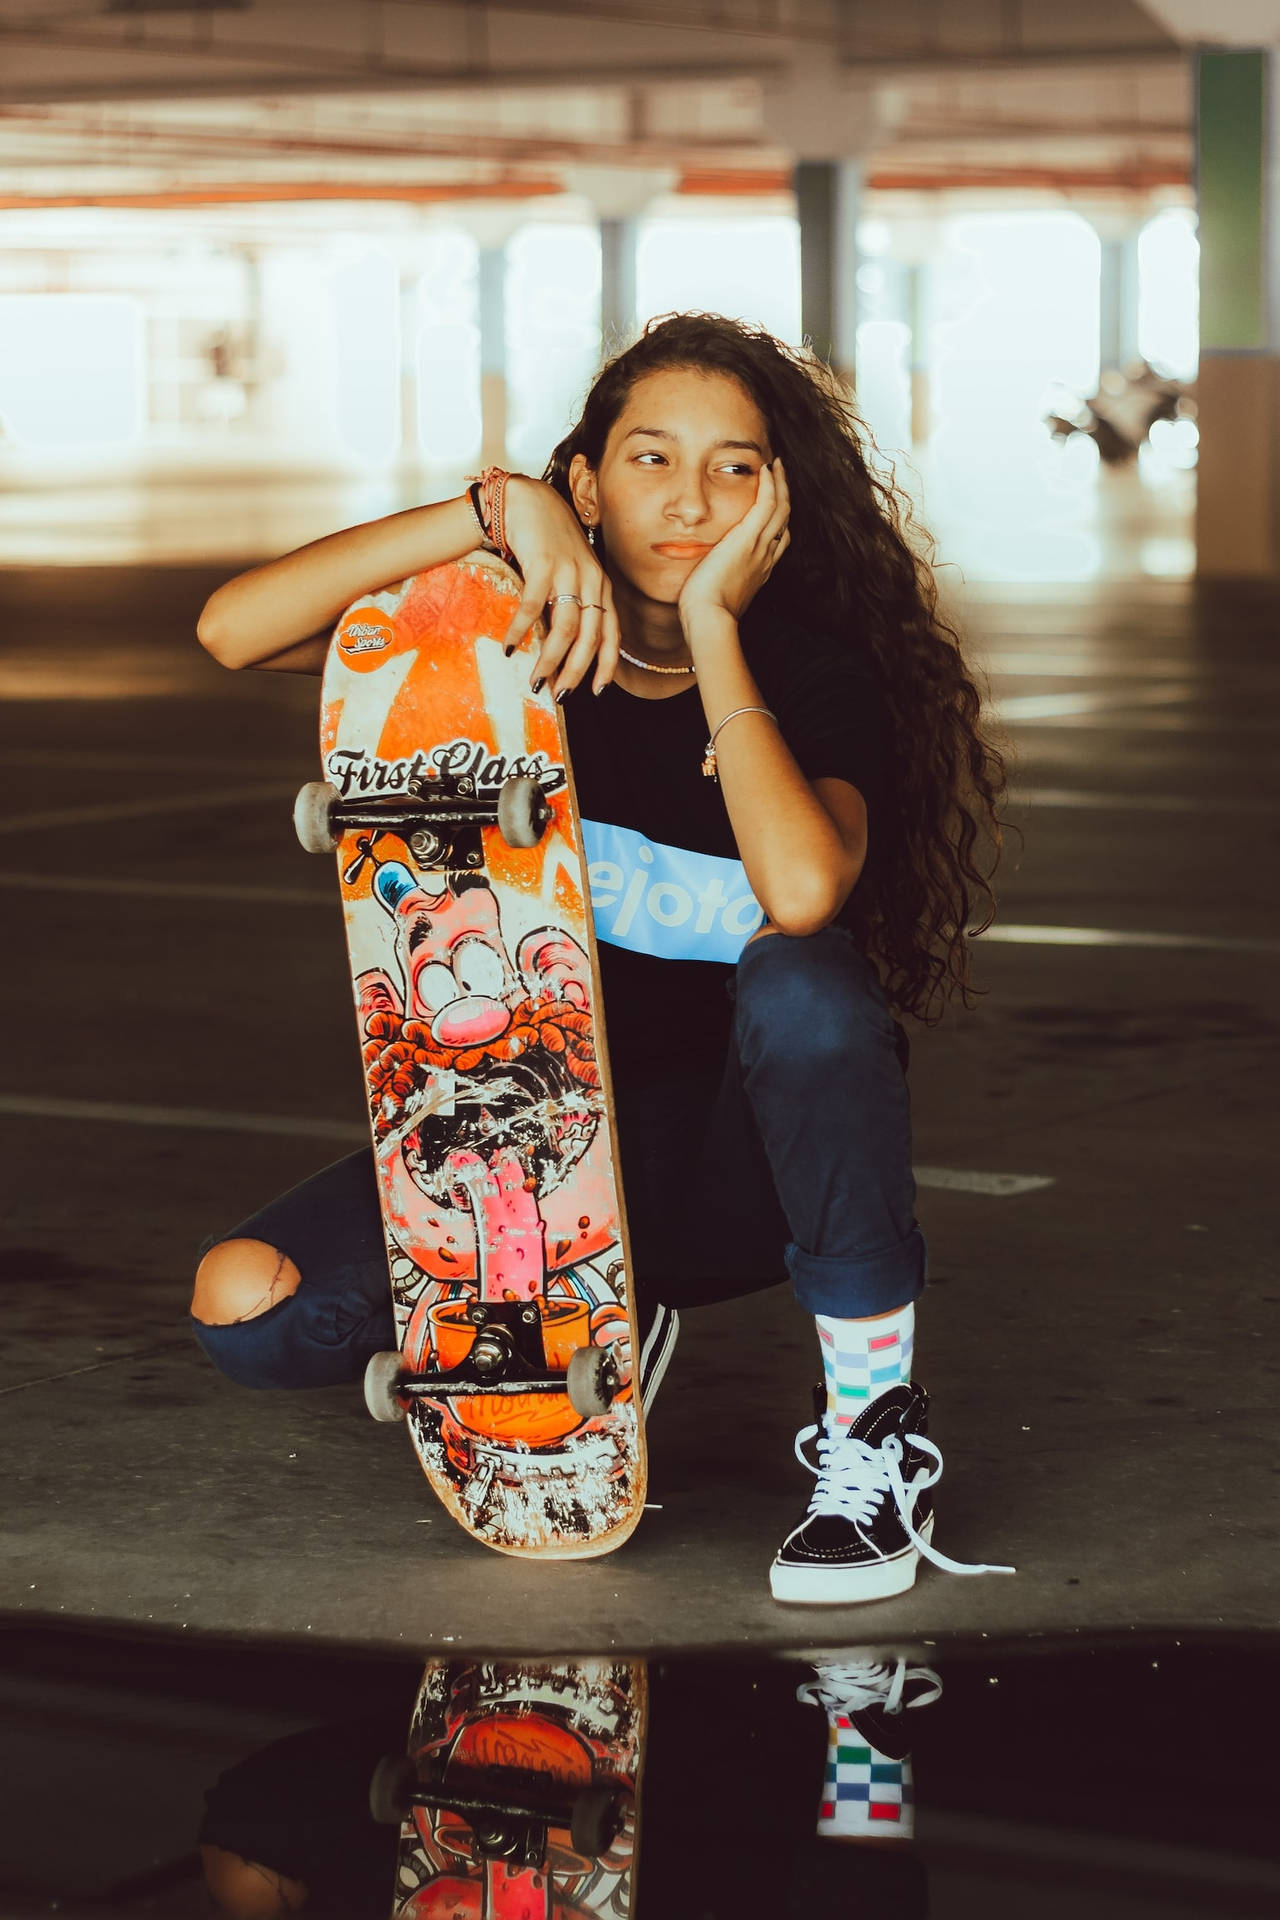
[795,1420,1016,1578]
[795,1654,943,1718]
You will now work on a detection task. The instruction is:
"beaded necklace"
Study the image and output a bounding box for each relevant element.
[617,646,695,677]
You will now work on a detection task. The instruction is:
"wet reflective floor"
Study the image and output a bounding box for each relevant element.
[2,1628,1277,1918]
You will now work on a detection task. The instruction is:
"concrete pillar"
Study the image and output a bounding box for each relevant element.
[398,268,420,469]
[1194,48,1280,578]
[762,58,888,391]
[600,216,638,353]
[1097,230,1143,373]
[477,242,508,470]
[904,260,930,445]
[794,159,862,386]
[563,166,676,359]
[239,245,263,424]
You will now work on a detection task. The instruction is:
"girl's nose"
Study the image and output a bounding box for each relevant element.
[432,995,511,1049]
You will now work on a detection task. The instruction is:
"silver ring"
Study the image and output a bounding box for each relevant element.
[581,602,604,611]
[551,593,581,607]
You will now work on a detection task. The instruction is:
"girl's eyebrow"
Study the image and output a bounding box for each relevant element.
[623,426,767,454]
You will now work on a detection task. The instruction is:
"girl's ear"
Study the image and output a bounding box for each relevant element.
[568,453,599,529]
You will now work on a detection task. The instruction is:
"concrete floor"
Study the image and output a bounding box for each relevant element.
[0,560,1277,1654]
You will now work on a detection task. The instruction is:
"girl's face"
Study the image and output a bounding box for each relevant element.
[571,366,773,603]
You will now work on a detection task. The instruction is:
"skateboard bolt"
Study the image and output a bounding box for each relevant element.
[472,1333,506,1375]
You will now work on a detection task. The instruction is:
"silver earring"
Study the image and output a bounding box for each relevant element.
[586,524,596,548]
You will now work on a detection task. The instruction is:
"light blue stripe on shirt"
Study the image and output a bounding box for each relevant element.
[581,818,764,964]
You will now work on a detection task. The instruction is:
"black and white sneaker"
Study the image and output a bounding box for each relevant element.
[795,1649,942,1759]
[770,1382,1014,1604]
[638,1301,679,1414]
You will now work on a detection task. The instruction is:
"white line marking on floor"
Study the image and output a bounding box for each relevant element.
[982,653,1194,678]
[0,783,297,835]
[1,747,296,776]
[979,923,1280,954]
[990,686,1197,723]
[0,1339,192,1398]
[0,1094,1055,1199]
[0,1093,366,1143]
[1010,787,1280,815]
[914,1167,1054,1196]
[0,869,332,907]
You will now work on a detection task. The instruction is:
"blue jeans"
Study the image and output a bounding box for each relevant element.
[192,927,926,1389]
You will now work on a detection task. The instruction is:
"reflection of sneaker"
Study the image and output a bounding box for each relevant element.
[796,1652,942,1761]
[639,1302,679,1414]
[770,1383,1014,1603]
[797,1653,941,1847]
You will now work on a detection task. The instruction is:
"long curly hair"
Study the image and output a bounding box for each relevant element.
[544,312,1008,1022]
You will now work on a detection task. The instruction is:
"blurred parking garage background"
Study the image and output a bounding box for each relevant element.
[0,0,1223,583]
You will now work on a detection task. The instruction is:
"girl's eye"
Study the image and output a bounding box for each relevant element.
[633,451,666,466]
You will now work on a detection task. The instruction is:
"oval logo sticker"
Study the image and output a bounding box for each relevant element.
[336,607,398,667]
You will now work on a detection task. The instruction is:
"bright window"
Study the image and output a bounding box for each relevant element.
[415,227,482,468]
[1138,208,1199,381]
[0,294,144,449]
[330,248,400,466]
[636,217,801,344]
[506,224,602,473]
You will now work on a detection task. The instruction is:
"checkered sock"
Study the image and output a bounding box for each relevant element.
[818,1717,915,1842]
[816,1303,914,1432]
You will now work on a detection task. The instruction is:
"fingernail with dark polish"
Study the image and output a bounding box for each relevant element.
[531,676,545,695]
[504,644,515,657]
[555,687,568,704]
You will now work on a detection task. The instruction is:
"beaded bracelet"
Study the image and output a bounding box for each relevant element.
[466,466,516,565]
[466,479,499,554]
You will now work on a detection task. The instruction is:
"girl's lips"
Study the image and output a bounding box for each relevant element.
[652,542,711,557]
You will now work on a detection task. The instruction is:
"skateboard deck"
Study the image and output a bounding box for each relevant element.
[297,553,645,1559]
[379,1656,645,1918]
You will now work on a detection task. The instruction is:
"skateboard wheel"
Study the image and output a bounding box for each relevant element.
[496,774,550,848]
[571,1783,622,1857]
[368,1754,416,1825]
[293,780,341,855]
[566,1344,616,1418]
[363,1350,407,1424]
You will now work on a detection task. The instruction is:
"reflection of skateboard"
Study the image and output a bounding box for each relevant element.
[294,554,646,1559]
[374,1657,645,1918]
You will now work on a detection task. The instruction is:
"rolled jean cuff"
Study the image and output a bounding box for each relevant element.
[785,1226,927,1318]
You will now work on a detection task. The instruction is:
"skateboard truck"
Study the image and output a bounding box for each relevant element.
[365,1304,622,1424]
[294,772,553,873]
[370,1755,626,1861]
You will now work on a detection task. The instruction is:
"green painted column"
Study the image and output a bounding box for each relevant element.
[1196,50,1271,353]
[1194,49,1280,576]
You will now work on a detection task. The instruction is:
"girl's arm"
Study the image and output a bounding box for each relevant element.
[196,480,621,683]
[679,459,867,937]
[685,607,867,936]
[196,495,483,671]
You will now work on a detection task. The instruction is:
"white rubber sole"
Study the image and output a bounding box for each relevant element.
[769,1513,935,1605]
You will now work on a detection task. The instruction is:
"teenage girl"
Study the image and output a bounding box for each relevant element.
[192,313,1013,1603]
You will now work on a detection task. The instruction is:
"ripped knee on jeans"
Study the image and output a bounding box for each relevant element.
[191,1238,302,1327]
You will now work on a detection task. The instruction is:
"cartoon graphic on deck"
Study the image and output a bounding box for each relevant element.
[380,1658,643,1920]
[297,555,646,1558]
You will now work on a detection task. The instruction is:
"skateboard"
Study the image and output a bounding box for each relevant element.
[293,553,646,1559]
[373,1656,645,1918]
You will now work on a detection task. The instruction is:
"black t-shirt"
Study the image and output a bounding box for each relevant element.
[563,614,886,1081]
